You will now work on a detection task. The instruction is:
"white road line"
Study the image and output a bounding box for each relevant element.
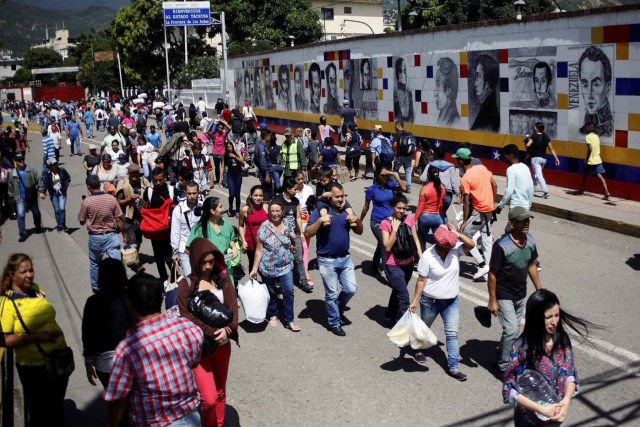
[215,179,640,372]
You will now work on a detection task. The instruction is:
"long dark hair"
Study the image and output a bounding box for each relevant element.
[198,196,221,240]
[97,258,128,294]
[427,166,442,199]
[246,185,264,215]
[522,289,599,368]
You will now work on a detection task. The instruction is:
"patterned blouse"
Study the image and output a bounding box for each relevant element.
[257,221,294,278]
[503,336,579,422]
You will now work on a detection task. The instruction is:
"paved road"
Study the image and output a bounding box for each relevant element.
[1,125,639,426]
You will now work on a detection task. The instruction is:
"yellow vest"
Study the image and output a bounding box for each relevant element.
[281,140,299,174]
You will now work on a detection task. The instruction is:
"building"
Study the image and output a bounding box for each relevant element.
[32,27,75,60]
[0,51,23,80]
[313,0,385,40]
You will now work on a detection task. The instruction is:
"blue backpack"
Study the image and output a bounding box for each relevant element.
[378,136,395,164]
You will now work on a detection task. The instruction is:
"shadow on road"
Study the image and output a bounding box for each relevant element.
[363,304,390,328]
[625,253,640,271]
[224,404,241,427]
[65,395,106,427]
[380,348,429,373]
[297,299,327,327]
[459,338,502,381]
[238,319,267,334]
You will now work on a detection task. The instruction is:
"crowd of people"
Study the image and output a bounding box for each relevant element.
[0,95,602,426]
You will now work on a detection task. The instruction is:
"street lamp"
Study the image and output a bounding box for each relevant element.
[289,35,295,47]
[340,19,375,35]
[514,0,526,20]
[408,8,452,26]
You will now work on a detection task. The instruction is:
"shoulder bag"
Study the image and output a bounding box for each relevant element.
[10,298,74,379]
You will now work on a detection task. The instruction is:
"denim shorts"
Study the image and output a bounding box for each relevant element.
[586,163,605,176]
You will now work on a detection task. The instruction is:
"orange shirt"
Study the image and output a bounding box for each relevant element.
[460,164,494,213]
[415,182,445,218]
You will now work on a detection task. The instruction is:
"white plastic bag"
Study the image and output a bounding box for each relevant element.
[65,138,71,146]
[387,310,437,350]
[237,279,270,324]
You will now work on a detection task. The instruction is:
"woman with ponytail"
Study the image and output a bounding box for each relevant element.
[238,185,268,273]
[416,166,446,248]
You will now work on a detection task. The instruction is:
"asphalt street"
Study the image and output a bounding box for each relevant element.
[1,125,638,426]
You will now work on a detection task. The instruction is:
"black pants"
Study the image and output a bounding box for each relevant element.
[345,153,361,175]
[151,237,172,280]
[247,249,256,275]
[364,151,373,175]
[17,364,69,427]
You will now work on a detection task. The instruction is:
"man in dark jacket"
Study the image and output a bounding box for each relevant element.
[40,158,71,232]
[8,153,44,241]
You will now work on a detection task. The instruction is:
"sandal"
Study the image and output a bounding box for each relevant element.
[603,193,611,200]
[268,316,278,327]
[285,322,301,332]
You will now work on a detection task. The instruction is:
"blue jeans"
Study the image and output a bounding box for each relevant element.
[70,135,81,154]
[270,170,281,191]
[142,160,150,179]
[370,220,385,271]
[393,155,413,190]
[167,407,201,427]
[88,232,122,292]
[262,270,295,325]
[442,192,453,223]
[531,157,548,193]
[50,194,67,227]
[227,173,243,212]
[498,298,526,372]
[418,213,443,248]
[179,251,191,277]
[16,198,41,238]
[384,264,412,321]
[86,123,94,138]
[318,255,358,328]
[419,295,461,372]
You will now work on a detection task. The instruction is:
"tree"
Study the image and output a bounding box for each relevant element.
[402,0,554,30]
[22,47,64,83]
[173,55,220,89]
[11,68,33,85]
[212,0,322,48]
[69,28,121,94]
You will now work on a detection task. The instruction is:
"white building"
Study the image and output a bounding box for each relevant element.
[313,0,385,40]
[32,28,75,60]
[0,51,23,79]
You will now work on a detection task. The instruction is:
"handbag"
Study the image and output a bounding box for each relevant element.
[164,263,183,310]
[10,298,75,379]
[121,244,139,266]
[187,290,233,328]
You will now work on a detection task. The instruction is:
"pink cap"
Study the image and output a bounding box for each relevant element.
[434,225,458,250]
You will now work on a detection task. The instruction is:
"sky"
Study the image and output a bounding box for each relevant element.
[20,0,130,9]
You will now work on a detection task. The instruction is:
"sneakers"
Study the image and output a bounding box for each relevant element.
[414,352,427,364]
[349,176,356,182]
[18,235,26,242]
[472,265,490,280]
[449,371,468,382]
[536,261,542,272]
[543,192,550,199]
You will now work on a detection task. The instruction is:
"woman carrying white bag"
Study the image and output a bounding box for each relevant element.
[409,223,475,381]
[237,279,270,324]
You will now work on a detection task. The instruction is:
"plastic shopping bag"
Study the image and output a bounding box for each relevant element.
[237,279,270,324]
[387,310,437,350]
[66,138,71,146]
[164,264,183,311]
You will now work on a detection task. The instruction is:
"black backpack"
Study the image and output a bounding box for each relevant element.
[392,216,417,260]
[398,133,417,156]
[232,118,243,134]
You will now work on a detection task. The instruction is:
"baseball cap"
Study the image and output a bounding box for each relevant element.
[452,148,472,160]
[128,164,140,173]
[343,99,350,105]
[373,125,383,133]
[284,127,293,136]
[14,153,25,161]
[259,122,268,130]
[118,153,127,159]
[89,144,98,151]
[46,158,58,166]
[509,206,534,222]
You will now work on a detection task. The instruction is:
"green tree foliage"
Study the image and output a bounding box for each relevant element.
[11,68,33,85]
[403,0,553,30]
[212,0,322,49]
[68,28,121,94]
[173,55,220,89]
[113,0,209,90]
[22,47,64,83]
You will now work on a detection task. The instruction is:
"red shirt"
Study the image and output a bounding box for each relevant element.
[244,206,268,251]
[104,313,203,426]
[415,182,445,218]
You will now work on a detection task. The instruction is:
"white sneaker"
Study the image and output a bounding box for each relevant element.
[473,265,490,280]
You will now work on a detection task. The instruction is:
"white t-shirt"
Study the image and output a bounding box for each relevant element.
[295,184,314,224]
[47,125,61,148]
[197,100,206,113]
[242,106,254,120]
[416,242,465,300]
[137,143,153,163]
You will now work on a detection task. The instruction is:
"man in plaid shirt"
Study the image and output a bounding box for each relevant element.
[104,273,204,427]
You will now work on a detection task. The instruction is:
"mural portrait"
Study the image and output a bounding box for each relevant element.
[434,56,460,126]
[264,66,274,109]
[252,67,263,107]
[293,65,308,112]
[509,47,557,110]
[308,62,322,114]
[350,58,378,120]
[243,70,251,104]
[324,62,340,115]
[277,64,291,112]
[509,110,558,139]
[393,56,414,123]
[468,50,500,132]
[343,60,355,106]
[234,70,243,105]
[564,43,615,144]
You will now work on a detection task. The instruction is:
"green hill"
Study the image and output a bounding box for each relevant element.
[0,1,118,56]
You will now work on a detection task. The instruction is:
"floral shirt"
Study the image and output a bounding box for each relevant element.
[503,336,579,422]
[257,222,293,278]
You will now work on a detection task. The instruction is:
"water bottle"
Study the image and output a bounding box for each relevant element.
[516,370,560,421]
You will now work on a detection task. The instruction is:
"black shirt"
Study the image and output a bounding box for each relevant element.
[225,151,243,176]
[173,121,190,134]
[143,183,172,208]
[275,195,299,233]
[528,133,550,158]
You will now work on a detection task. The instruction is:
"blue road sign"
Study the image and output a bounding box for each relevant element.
[163,1,211,27]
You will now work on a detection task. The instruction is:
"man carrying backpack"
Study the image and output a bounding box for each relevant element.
[392,120,416,192]
[370,124,394,172]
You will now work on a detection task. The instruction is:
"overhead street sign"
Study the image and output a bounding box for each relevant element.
[163,1,211,27]
[31,66,80,75]
[94,51,115,62]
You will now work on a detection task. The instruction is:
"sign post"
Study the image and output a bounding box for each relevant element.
[162,1,211,27]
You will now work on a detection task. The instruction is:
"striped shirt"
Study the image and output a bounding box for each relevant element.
[78,193,123,233]
[42,135,56,160]
[489,233,538,301]
[104,313,203,427]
